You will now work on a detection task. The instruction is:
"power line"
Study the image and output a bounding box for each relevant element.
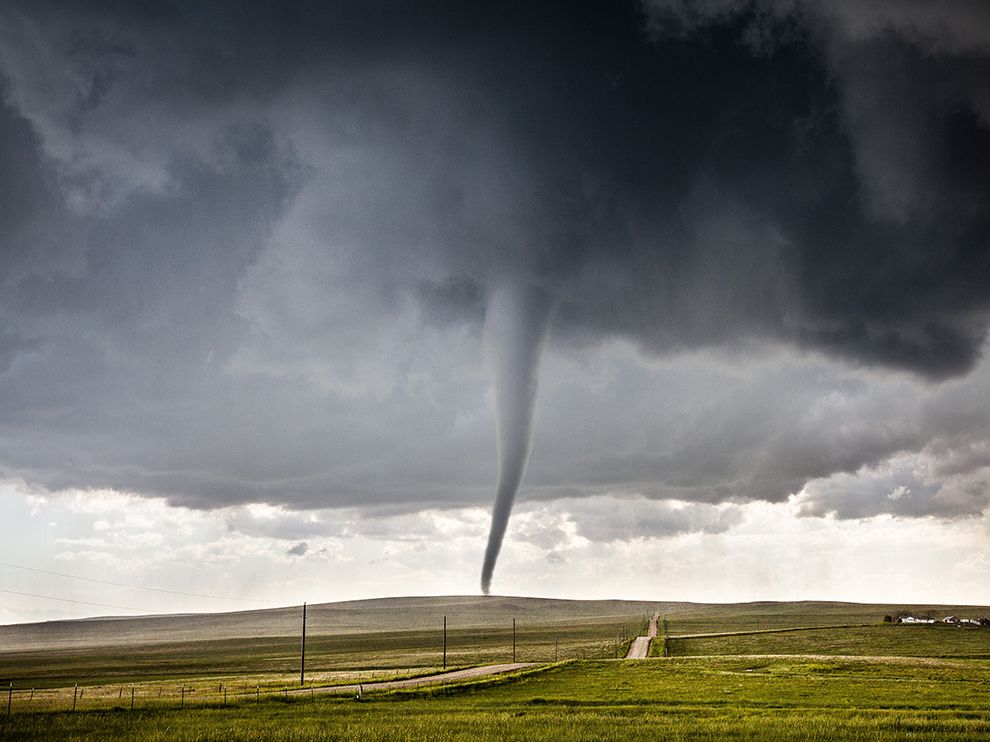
[0,560,279,605]
[0,587,144,613]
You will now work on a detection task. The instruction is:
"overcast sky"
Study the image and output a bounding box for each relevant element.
[2,0,990,622]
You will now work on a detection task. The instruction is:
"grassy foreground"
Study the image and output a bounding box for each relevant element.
[3,657,990,740]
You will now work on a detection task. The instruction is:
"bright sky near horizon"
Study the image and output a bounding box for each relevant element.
[3,476,989,624]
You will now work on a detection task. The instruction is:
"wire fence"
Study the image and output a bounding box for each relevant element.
[1,633,644,716]
[1,668,446,715]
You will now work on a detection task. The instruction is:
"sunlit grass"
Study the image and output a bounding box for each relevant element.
[4,658,990,740]
[671,623,990,658]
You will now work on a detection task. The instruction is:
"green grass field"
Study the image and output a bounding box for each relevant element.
[3,657,990,740]
[2,597,989,740]
[660,600,987,636]
[670,623,990,658]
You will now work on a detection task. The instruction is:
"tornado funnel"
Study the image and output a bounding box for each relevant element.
[480,281,553,595]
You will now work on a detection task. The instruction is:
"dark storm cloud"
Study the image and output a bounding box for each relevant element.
[0,0,988,522]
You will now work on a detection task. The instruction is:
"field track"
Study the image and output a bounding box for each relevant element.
[625,612,660,659]
[288,662,538,697]
[668,622,873,640]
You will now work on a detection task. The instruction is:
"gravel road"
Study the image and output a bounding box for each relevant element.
[291,663,538,698]
[625,612,660,659]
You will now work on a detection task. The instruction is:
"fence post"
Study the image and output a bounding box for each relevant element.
[131,686,135,711]
[72,684,77,712]
[7,682,11,716]
[300,602,307,687]
[181,685,185,709]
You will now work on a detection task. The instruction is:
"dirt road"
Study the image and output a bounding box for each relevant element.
[290,663,538,698]
[625,612,660,659]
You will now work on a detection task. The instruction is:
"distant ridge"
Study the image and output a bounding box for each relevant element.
[1,596,986,653]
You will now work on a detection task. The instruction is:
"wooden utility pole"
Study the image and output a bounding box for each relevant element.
[442,615,447,669]
[300,602,307,686]
[7,682,11,716]
[512,618,516,662]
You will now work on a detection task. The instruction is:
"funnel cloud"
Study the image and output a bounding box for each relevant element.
[481,283,554,594]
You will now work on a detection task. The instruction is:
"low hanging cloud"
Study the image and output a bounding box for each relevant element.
[0,0,988,542]
[512,496,743,547]
[795,445,990,521]
[286,541,308,557]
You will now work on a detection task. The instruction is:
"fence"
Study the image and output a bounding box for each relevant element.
[2,620,646,717]
[2,633,639,716]
[2,669,427,715]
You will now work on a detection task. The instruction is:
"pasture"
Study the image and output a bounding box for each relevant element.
[2,597,989,740]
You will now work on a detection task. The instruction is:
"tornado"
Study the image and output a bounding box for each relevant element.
[480,281,554,595]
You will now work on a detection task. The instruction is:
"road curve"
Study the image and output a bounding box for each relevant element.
[292,663,538,698]
[625,612,660,659]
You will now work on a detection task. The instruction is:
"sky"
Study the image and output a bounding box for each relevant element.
[1,0,990,623]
